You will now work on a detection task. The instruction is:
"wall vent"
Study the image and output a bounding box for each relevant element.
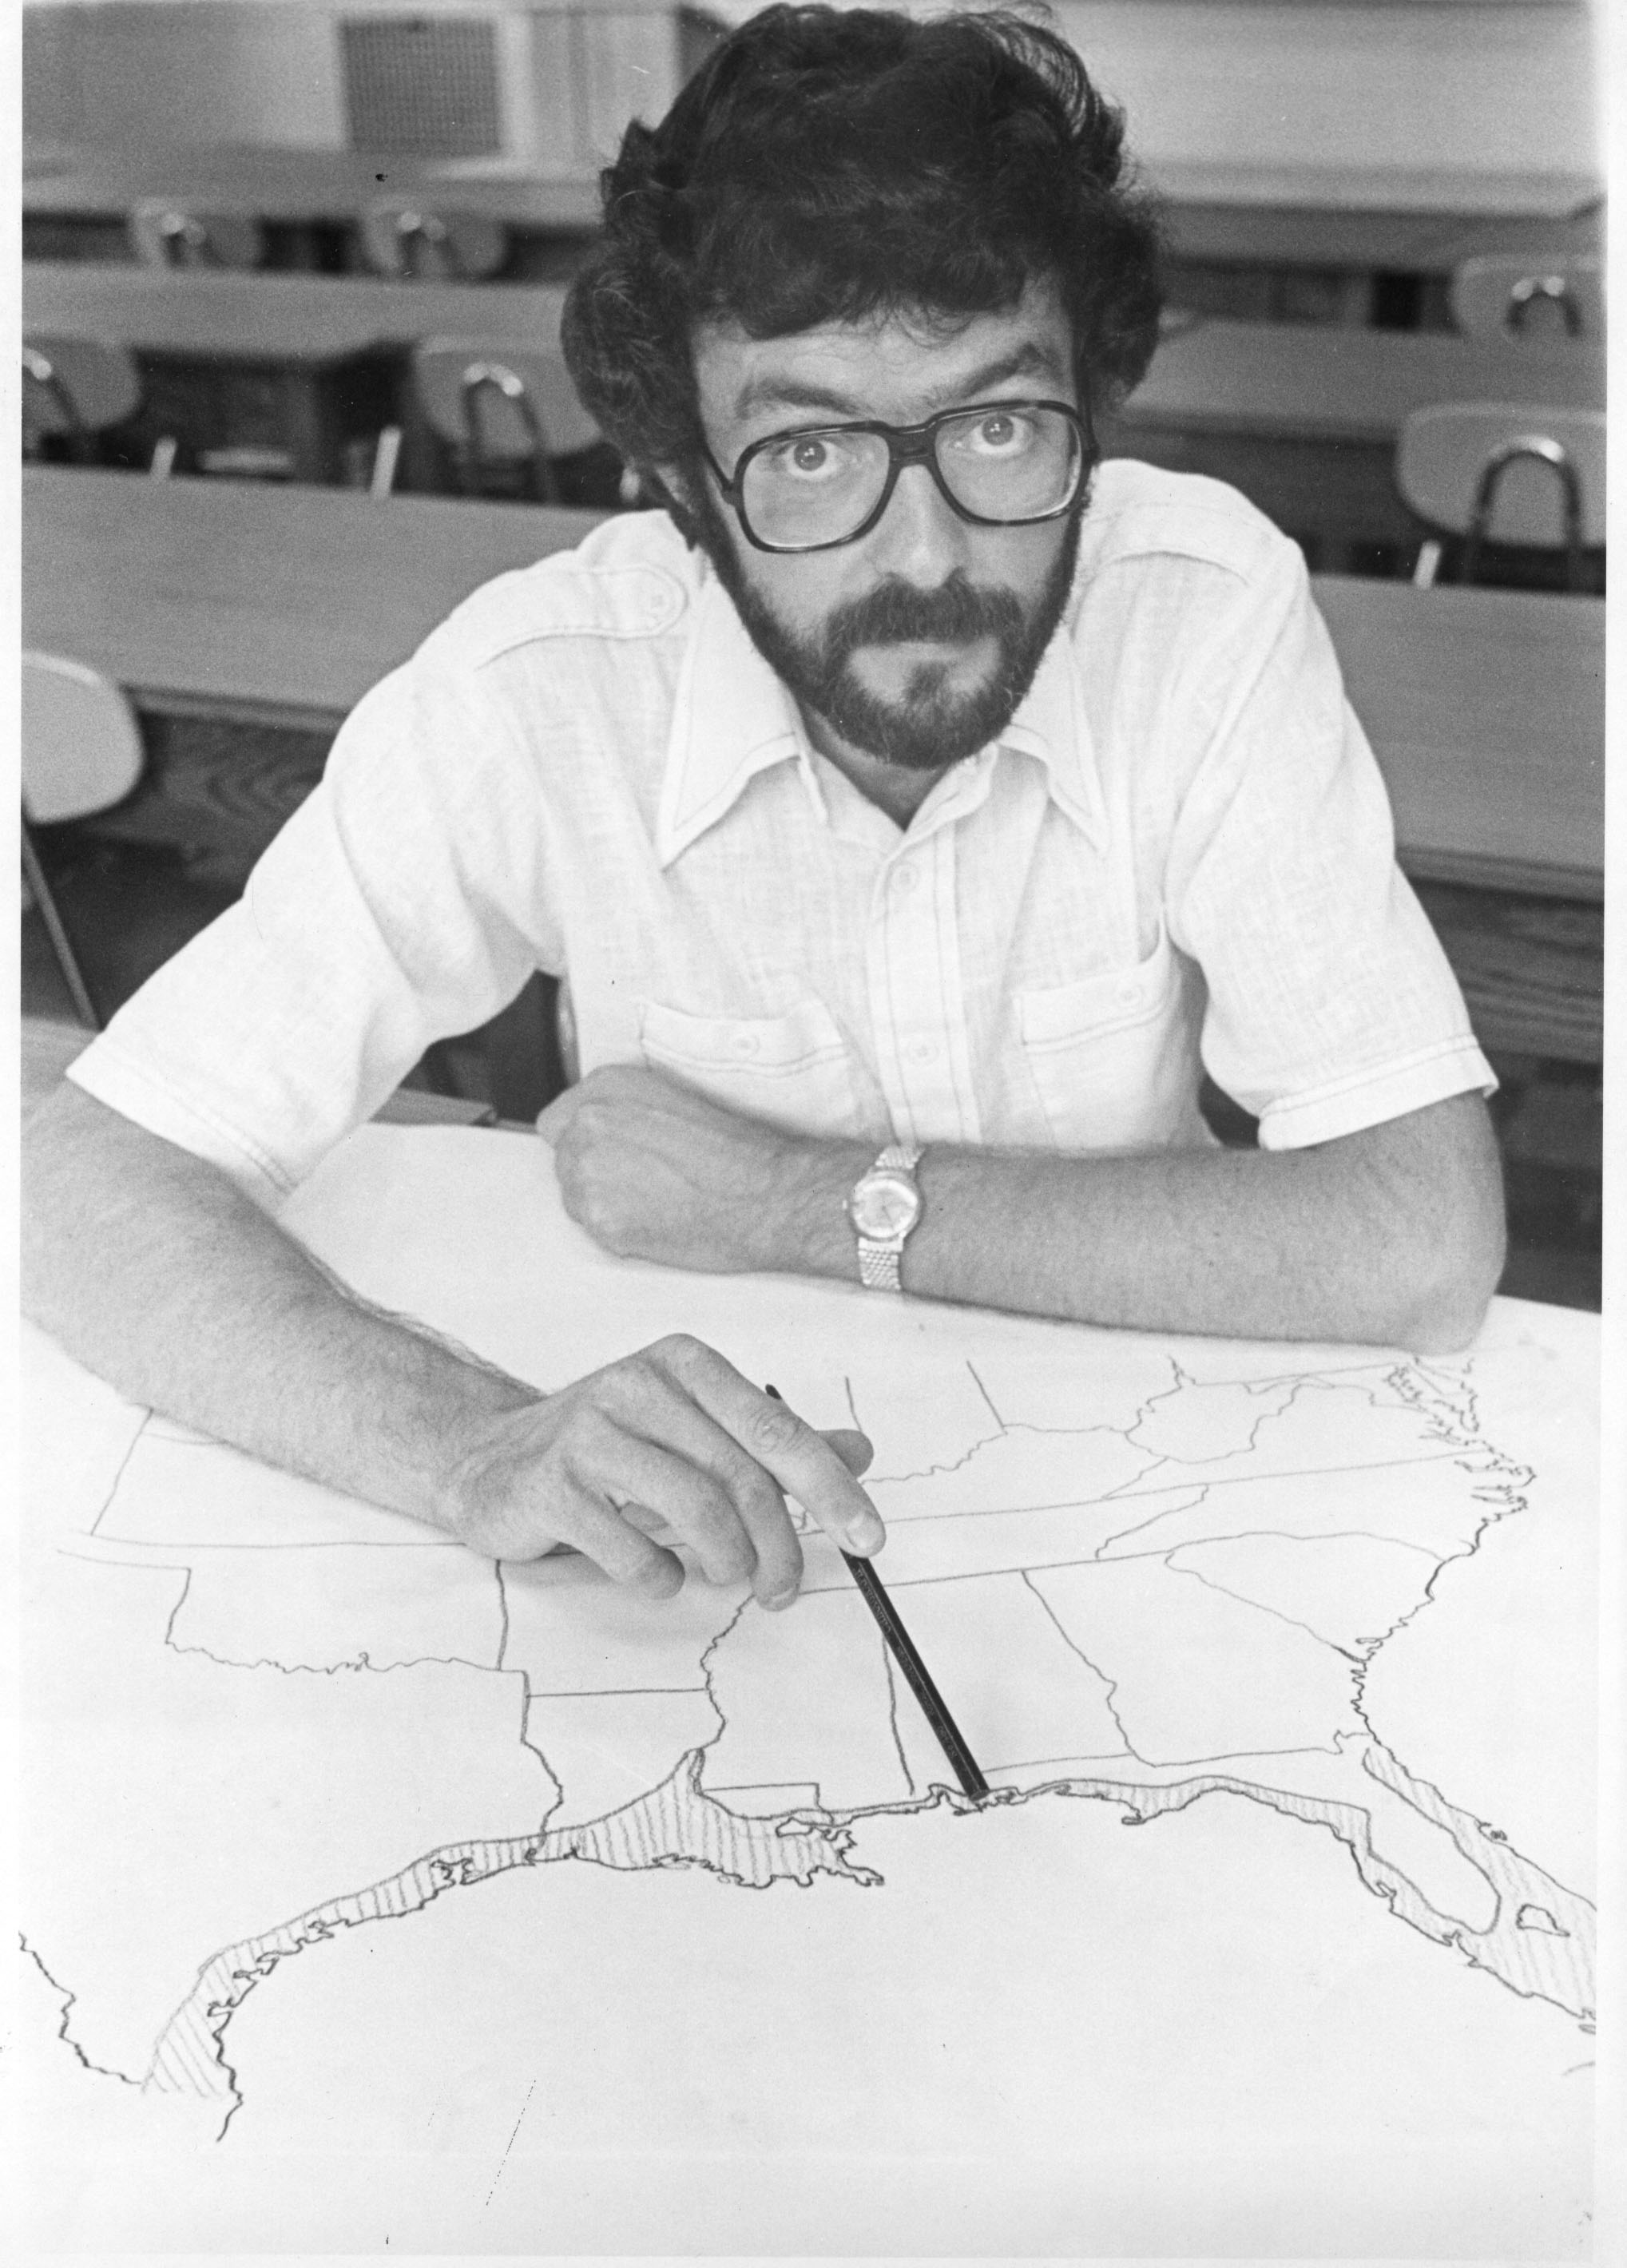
[340,16,503,157]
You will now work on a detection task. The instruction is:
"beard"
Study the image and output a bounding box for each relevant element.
[682,474,1085,771]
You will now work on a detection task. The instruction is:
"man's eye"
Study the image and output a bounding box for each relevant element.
[970,410,1030,454]
[760,434,852,482]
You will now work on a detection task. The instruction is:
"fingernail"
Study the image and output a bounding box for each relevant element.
[763,1584,800,1612]
[844,1514,885,1555]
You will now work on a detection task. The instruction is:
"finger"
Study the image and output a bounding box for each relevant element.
[522,1480,686,1599]
[618,1500,683,1548]
[603,1418,797,1596]
[655,1343,887,1559]
[821,1427,875,1477]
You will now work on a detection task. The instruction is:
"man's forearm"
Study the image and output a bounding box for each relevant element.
[22,1085,534,1529]
[22,1084,887,1597]
[777,1094,1505,1352]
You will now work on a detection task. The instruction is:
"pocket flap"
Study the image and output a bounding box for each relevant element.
[1016,925,1177,1050]
[639,996,849,1078]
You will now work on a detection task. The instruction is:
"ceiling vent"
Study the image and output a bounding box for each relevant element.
[340,16,503,158]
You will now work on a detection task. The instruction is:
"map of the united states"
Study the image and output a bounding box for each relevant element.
[26,1346,1594,2136]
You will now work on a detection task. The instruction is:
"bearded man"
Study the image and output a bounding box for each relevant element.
[23,6,1504,1610]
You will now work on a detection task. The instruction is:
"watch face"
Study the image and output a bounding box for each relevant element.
[850,1171,921,1240]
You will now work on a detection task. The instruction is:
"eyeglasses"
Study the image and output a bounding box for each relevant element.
[704,398,1093,554]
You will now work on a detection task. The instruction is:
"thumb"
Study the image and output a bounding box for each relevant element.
[535,1083,586,1149]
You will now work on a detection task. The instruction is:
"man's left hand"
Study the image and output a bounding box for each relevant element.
[538,1065,864,1275]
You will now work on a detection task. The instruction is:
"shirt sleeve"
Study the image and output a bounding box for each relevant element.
[66,644,563,1203]
[1164,544,1495,1149]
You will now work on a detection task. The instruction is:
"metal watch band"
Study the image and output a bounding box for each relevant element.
[853,1141,924,1293]
[858,1241,905,1292]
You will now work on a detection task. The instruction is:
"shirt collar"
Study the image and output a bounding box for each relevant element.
[656,561,1108,866]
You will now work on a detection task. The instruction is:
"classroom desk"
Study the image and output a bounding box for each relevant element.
[23,262,569,363]
[1147,159,1600,224]
[1105,318,1605,563]
[27,140,1600,284]
[1153,163,1601,304]
[22,143,602,269]
[24,264,574,483]
[22,468,598,732]
[22,467,1604,1056]
[20,1015,495,1122]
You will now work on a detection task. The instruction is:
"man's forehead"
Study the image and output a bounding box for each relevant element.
[693,278,1075,431]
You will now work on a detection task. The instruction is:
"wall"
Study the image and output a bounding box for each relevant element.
[22,0,689,157]
[1052,3,1600,188]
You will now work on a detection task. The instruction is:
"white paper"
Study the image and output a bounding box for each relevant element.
[13,1125,1598,2257]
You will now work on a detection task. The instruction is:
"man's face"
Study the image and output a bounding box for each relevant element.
[679,276,1085,771]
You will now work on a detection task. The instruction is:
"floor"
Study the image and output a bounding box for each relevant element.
[22,831,1603,1313]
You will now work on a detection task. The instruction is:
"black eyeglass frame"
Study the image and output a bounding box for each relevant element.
[702,396,1097,555]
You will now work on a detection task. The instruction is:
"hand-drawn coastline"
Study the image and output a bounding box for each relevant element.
[26,1354,1596,2138]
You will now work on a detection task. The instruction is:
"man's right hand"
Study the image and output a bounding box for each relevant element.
[442,1334,883,1608]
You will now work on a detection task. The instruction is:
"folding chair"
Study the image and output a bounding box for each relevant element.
[361,198,507,281]
[129,197,265,271]
[1450,256,1603,344]
[21,654,148,1029]
[1395,404,1605,593]
[409,336,603,502]
[22,333,177,474]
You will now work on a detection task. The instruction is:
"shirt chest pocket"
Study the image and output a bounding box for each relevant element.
[1014,925,1197,1152]
[637,996,859,1137]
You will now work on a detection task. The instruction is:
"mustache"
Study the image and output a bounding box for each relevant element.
[823,573,1026,657]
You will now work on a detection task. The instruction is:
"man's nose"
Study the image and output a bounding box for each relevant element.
[864,461,972,586]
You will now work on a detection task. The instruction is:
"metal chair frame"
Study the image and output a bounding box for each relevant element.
[23,345,92,462]
[155,208,220,268]
[458,361,562,504]
[20,817,103,1028]
[395,208,462,280]
[1463,435,1585,593]
[1506,274,1584,338]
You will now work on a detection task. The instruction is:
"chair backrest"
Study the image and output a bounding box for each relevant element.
[22,333,143,450]
[129,197,265,271]
[1450,255,1604,343]
[412,335,602,463]
[1395,404,1606,550]
[21,653,145,825]
[361,198,507,280]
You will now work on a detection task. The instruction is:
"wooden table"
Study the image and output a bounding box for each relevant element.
[22,468,600,732]
[24,264,575,486]
[22,468,1604,1056]
[23,144,602,271]
[1105,319,1605,565]
[21,1015,496,1128]
[28,140,1600,297]
[24,263,570,363]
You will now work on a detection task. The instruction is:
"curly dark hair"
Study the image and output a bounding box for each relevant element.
[561,4,1163,490]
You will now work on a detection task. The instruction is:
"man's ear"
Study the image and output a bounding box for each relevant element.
[647,462,703,546]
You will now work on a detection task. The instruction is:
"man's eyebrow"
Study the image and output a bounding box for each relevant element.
[732,338,1069,426]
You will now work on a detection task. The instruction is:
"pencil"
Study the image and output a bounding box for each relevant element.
[765,1385,990,1802]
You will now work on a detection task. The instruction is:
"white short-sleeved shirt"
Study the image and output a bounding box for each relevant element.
[69,462,1492,1205]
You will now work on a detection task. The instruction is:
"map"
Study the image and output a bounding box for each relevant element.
[13,1127,1600,2258]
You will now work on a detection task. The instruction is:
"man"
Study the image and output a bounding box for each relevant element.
[23,6,1504,1613]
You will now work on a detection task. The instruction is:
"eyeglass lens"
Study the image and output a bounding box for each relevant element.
[740,404,1081,549]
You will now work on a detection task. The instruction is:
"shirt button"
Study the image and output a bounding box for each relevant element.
[891,862,919,895]
[732,1032,760,1058]
[908,1037,939,1065]
[1117,982,1140,1005]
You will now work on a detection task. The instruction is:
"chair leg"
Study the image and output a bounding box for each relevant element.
[1412,538,1442,589]
[528,448,562,507]
[20,821,102,1029]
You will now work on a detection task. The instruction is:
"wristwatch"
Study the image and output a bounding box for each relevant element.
[846,1142,924,1291]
